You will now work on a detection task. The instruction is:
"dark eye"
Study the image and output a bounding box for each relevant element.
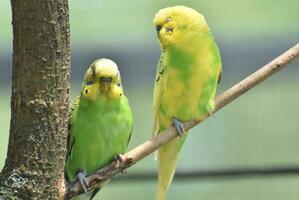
[85,89,89,94]
[166,17,172,22]
[86,81,93,85]
[117,83,121,87]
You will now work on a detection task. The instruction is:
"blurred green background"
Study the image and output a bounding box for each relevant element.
[1,0,299,199]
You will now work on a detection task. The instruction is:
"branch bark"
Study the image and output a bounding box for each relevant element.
[67,43,299,198]
[0,1,70,199]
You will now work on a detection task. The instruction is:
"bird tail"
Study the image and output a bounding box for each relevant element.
[69,188,101,200]
[90,188,101,200]
[156,136,185,200]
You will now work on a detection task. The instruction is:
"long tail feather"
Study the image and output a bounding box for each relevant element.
[156,136,185,200]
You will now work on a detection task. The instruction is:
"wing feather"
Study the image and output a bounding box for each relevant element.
[152,52,167,136]
[66,96,80,158]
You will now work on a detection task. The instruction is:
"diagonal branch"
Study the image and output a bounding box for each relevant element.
[66,43,299,198]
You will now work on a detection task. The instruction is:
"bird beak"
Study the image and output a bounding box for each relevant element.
[99,77,112,93]
[156,25,162,33]
[99,77,112,83]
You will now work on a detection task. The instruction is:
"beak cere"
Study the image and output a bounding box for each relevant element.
[99,77,112,93]
[99,77,112,83]
[166,27,173,33]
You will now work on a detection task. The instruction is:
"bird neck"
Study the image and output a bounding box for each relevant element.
[164,46,197,70]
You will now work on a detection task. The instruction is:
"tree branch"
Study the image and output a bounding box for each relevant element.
[66,43,299,198]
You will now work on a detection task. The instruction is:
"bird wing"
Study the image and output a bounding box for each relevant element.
[152,53,168,136]
[217,70,222,85]
[66,95,80,159]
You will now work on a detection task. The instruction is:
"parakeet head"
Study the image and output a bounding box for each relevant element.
[82,58,123,100]
[153,6,209,48]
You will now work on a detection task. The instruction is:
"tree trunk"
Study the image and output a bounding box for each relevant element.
[0,0,70,199]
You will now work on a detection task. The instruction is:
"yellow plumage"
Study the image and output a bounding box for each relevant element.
[82,59,123,100]
[152,6,222,200]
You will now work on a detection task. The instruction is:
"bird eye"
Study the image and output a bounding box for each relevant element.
[166,17,172,23]
[85,89,88,94]
[156,25,162,32]
[117,83,121,87]
[86,81,93,85]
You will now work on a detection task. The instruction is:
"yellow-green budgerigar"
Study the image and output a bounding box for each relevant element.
[66,59,133,200]
[152,6,222,200]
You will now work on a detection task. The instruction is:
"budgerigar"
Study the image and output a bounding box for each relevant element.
[152,6,222,200]
[66,59,133,199]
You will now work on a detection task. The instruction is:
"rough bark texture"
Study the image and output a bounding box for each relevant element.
[0,0,70,199]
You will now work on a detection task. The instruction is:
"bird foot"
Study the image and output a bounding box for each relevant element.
[114,154,130,174]
[115,154,126,162]
[76,172,89,193]
[172,117,185,137]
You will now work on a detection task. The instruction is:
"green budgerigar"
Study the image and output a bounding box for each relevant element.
[66,59,133,199]
[152,6,222,200]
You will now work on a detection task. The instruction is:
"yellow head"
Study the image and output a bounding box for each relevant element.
[153,6,209,48]
[81,58,123,100]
